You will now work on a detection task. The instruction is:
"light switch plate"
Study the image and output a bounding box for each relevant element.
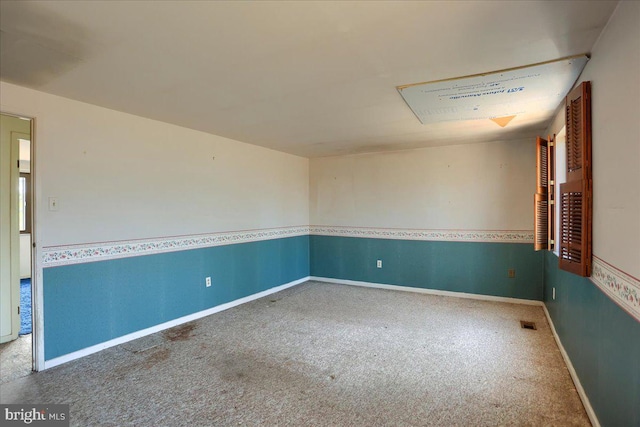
[48,197,59,211]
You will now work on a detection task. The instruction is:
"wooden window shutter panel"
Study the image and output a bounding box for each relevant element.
[565,82,592,183]
[559,179,592,276]
[536,136,549,193]
[559,81,592,276]
[534,193,548,251]
[548,134,555,251]
[534,137,549,251]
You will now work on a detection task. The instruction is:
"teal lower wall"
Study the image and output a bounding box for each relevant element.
[43,235,309,360]
[543,251,639,427]
[310,236,543,301]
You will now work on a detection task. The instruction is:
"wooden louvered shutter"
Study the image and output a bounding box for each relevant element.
[548,135,555,251]
[559,180,590,275]
[534,135,556,251]
[559,81,592,276]
[566,82,592,183]
[534,137,549,251]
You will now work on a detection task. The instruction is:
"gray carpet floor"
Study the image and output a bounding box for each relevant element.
[0,334,32,384]
[0,281,590,426]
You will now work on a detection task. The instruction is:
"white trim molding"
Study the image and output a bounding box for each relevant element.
[310,276,543,306]
[590,256,640,322]
[310,225,533,244]
[42,226,310,267]
[44,276,310,369]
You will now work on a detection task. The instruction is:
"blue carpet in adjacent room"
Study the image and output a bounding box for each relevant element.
[19,278,32,335]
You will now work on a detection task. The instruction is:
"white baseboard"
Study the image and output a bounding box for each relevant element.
[309,276,544,306]
[43,276,310,370]
[542,305,600,427]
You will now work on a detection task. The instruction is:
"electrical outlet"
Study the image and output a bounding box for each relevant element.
[508,269,516,278]
[376,260,382,268]
[553,287,556,300]
[205,277,211,287]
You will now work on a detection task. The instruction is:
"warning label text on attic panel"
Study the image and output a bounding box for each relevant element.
[398,56,588,125]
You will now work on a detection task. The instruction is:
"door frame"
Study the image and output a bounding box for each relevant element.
[1,111,42,371]
[1,117,21,343]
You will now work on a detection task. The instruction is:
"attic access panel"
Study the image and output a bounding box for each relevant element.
[397,55,588,126]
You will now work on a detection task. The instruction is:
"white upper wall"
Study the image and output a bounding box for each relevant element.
[546,1,640,277]
[583,0,640,278]
[310,138,535,231]
[0,82,309,247]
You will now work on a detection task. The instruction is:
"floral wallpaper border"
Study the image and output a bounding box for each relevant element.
[591,256,640,322]
[43,226,311,267]
[309,226,534,244]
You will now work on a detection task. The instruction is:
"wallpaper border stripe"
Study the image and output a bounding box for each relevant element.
[42,226,537,267]
[590,256,640,322]
[310,225,534,243]
[42,226,310,267]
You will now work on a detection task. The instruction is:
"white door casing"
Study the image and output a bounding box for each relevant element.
[0,115,28,343]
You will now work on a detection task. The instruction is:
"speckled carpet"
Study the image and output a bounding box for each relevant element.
[0,334,31,384]
[0,281,590,426]
[20,278,32,335]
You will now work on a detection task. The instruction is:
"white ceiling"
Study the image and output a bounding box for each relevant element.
[0,1,618,158]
